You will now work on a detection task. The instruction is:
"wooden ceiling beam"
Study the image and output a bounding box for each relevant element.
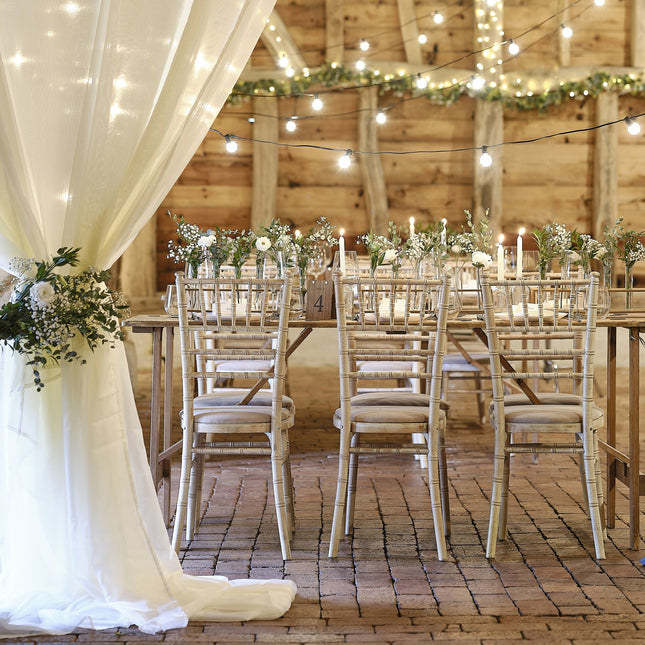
[261,9,307,71]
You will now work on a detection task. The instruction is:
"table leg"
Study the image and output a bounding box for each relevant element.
[162,327,174,525]
[628,328,640,550]
[149,328,163,490]
[606,327,616,529]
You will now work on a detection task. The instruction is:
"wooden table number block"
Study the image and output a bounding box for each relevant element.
[305,279,334,319]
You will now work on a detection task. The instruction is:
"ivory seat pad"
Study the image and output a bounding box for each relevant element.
[350,391,449,411]
[194,389,295,411]
[334,405,446,426]
[494,403,604,426]
[191,405,294,427]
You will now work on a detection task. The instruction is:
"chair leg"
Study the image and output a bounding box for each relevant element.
[438,425,451,537]
[282,430,295,534]
[345,435,360,536]
[427,426,448,561]
[270,439,292,561]
[412,432,428,469]
[171,424,193,553]
[583,449,606,559]
[498,452,511,541]
[475,374,486,425]
[328,427,352,558]
[486,430,506,559]
[187,435,205,540]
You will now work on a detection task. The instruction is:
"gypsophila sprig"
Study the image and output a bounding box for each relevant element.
[532,223,571,277]
[167,211,205,272]
[0,247,129,391]
[464,209,493,253]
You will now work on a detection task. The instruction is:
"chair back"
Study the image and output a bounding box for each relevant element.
[175,273,292,418]
[480,271,599,422]
[334,272,451,418]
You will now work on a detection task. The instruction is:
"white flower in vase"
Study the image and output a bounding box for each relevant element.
[383,248,398,265]
[255,236,272,252]
[471,251,493,268]
[29,281,56,308]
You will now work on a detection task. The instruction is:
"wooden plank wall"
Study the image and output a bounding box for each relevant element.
[148,0,644,292]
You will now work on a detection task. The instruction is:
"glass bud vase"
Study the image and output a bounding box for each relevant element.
[624,264,634,309]
[596,266,612,318]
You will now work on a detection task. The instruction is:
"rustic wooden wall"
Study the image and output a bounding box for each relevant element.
[137,0,645,293]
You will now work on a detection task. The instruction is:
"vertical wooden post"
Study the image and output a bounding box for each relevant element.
[397,0,423,65]
[251,96,279,230]
[326,0,344,63]
[558,2,571,67]
[358,87,389,233]
[631,0,645,67]
[473,100,503,231]
[593,93,618,242]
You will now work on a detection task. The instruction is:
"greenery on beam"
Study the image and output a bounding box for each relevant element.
[229,65,645,112]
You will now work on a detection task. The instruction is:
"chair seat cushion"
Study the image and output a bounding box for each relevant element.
[333,405,446,427]
[493,403,604,426]
[213,360,273,373]
[192,405,294,428]
[351,391,449,411]
[194,389,295,411]
[501,392,582,406]
[442,353,490,372]
[357,360,418,372]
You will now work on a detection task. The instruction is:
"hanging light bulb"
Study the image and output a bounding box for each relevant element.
[479,146,493,168]
[471,75,486,90]
[433,11,443,24]
[418,33,427,45]
[561,24,573,39]
[311,93,323,110]
[338,149,352,169]
[224,135,238,153]
[285,67,295,78]
[508,39,520,56]
[278,54,289,68]
[625,116,641,135]
[356,59,366,71]
[247,117,255,123]
[416,74,428,89]
[285,117,297,132]
[360,39,370,51]
[376,110,387,124]
[594,0,605,5]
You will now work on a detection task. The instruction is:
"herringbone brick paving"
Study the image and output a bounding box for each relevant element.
[7,362,645,644]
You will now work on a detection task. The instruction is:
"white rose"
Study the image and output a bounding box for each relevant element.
[451,244,461,255]
[595,247,606,259]
[383,248,398,264]
[567,250,581,263]
[29,281,56,307]
[198,234,216,247]
[255,236,272,252]
[471,251,493,268]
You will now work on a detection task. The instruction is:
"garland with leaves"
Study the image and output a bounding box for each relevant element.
[230,67,645,113]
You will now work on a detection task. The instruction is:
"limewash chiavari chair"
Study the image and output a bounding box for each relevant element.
[172,273,296,560]
[479,271,606,560]
[328,272,452,560]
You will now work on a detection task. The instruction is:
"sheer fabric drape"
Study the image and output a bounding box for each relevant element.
[0,0,295,637]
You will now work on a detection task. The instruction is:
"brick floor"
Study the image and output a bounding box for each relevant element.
[6,364,645,644]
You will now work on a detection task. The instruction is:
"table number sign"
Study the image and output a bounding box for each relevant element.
[306,279,334,319]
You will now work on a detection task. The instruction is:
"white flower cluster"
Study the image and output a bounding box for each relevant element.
[471,251,493,268]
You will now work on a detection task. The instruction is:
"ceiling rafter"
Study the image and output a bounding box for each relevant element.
[260,9,307,72]
[397,0,423,65]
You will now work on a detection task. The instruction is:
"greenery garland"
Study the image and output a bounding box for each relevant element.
[229,66,645,113]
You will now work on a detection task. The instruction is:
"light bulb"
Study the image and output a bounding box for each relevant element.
[285,67,295,78]
[479,146,492,168]
[508,39,520,56]
[625,116,641,135]
[338,150,352,169]
[312,93,323,110]
[416,74,428,89]
[225,135,238,153]
[278,54,289,68]
[376,111,387,124]
[360,39,369,51]
[433,12,443,24]
[286,118,297,132]
[594,0,605,5]
[356,59,366,71]
[561,25,573,39]
[471,75,485,90]
[418,33,427,44]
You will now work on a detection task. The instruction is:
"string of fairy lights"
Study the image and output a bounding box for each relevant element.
[217,0,643,169]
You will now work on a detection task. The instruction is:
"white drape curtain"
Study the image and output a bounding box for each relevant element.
[0,0,295,637]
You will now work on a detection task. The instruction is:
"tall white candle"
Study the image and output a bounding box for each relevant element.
[409,216,415,237]
[497,234,504,280]
[516,227,525,278]
[339,228,346,274]
[440,218,447,246]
